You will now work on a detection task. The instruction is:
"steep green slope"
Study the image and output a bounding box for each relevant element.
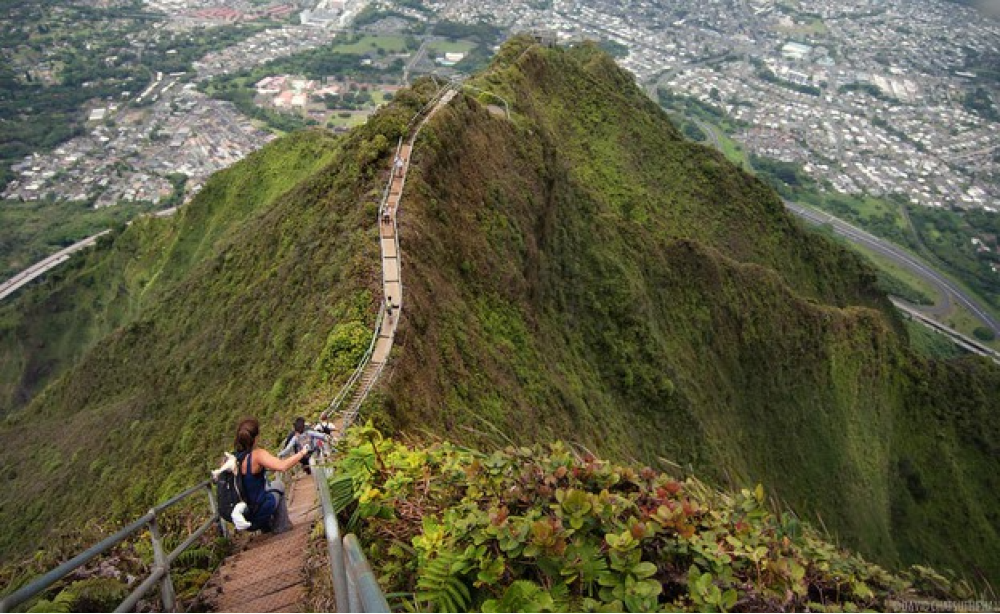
[329,426,975,611]
[373,39,1000,583]
[0,37,997,589]
[0,131,342,416]
[0,90,437,555]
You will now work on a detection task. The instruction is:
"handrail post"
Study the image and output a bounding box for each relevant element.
[314,464,350,613]
[148,512,176,612]
[205,482,227,539]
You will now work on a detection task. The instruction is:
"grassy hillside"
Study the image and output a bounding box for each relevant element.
[0,37,998,590]
[372,39,1000,584]
[0,86,439,555]
[0,131,343,417]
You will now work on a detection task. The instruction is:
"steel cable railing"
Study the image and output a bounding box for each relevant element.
[321,305,387,423]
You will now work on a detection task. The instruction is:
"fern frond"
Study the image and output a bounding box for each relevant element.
[175,546,215,568]
[329,472,357,514]
[416,551,471,612]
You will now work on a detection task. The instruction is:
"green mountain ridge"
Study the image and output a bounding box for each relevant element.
[1,37,998,589]
[0,131,344,416]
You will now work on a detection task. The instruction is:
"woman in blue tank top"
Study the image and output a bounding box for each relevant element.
[234,417,310,533]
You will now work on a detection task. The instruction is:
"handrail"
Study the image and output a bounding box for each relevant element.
[321,86,450,426]
[406,86,450,132]
[313,463,390,613]
[1,480,219,613]
[344,534,390,612]
[454,80,510,120]
[341,358,389,433]
[382,136,406,314]
[321,304,387,422]
[313,464,350,613]
[306,83,457,613]
[378,137,405,225]
[334,86,455,431]
[320,134,409,425]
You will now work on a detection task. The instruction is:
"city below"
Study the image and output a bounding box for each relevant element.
[2,0,998,213]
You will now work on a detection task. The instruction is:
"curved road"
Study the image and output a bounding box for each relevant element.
[785,201,1000,337]
[687,118,1000,337]
[0,205,184,304]
[0,230,111,302]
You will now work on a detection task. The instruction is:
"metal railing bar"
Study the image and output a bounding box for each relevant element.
[321,306,385,422]
[1,479,219,613]
[114,565,167,613]
[153,478,213,514]
[167,517,217,564]
[314,464,350,613]
[455,81,510,120]
[347,572,361,613]
[344,534,390,612]
[0,512,154,612]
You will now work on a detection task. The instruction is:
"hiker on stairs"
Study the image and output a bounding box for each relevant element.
[234,417,311,534]
[279,417,314,475]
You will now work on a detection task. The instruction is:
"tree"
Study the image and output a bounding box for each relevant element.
[973,327,996,342]
[682,121,707,142]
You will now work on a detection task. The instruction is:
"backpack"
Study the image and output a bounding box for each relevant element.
[216,452,246,524]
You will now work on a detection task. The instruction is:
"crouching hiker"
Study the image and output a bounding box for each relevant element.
[233,417,310,534]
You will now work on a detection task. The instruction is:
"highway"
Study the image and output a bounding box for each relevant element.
[403,39,430,85]
[0,230,111,302]
[785,201,1000,337]
[891,298,1000,364]
[688,118,1000,337]
[0,202,186,304]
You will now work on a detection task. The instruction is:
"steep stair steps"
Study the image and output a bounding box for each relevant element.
[201,83,460,614]
[200,474,319,612]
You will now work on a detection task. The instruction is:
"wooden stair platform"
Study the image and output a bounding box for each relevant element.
[200,474,320,612]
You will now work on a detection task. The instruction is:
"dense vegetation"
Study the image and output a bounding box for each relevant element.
[330,425,973,611]
[374,39,1000,586]
[0,38,998,594]
[906,205,1000,312]
[0,130,347,418]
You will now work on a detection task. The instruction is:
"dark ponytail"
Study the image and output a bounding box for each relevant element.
[235,417,259,453]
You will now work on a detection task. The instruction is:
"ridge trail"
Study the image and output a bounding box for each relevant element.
[199,85,458,613]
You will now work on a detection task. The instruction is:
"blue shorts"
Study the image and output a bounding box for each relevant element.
[250,491,281,532]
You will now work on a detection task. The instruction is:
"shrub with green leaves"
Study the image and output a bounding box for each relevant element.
[330,425,963,612]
